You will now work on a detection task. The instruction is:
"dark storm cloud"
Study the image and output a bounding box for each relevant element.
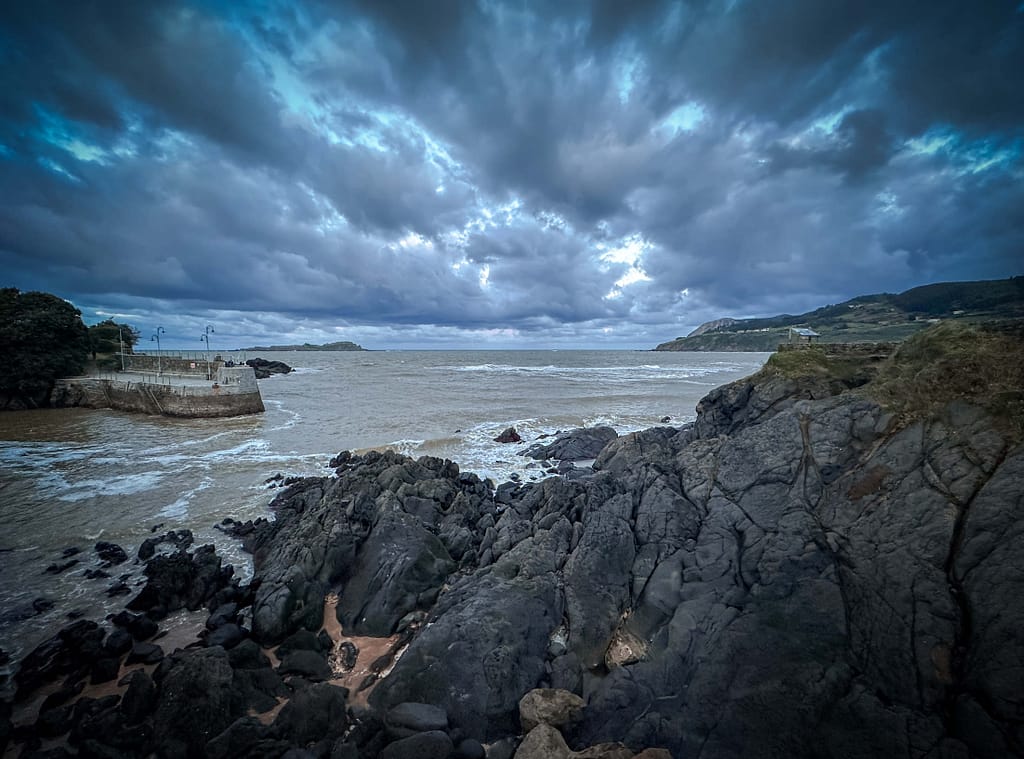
[0,1,300,167]
[1,0,1021,348]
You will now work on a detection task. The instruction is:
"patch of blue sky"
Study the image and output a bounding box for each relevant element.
[599,234,653,300]
[615,54,642,104]
[31,104,110,164]
[37,156,80,182]
[660,101,706,135]
[807,107,853,136]
[903,127,1020,174]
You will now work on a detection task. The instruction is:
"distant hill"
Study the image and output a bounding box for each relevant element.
[655,276,1024,351]
[240,341,366,351]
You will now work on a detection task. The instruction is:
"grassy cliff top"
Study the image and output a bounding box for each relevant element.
[758,323,1024,439]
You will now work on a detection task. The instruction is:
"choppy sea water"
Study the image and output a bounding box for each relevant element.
[0,349,768,666]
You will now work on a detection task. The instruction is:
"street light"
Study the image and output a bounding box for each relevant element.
[151,326,166,375]
[118,327,125,372]
[200,325,215,380]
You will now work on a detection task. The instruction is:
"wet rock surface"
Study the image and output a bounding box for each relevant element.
[520,425,619,461]
[246,357,294,378]
[4,359,1023,758]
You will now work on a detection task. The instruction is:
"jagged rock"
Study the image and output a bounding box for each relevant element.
[278,649,332,681]
[94,541,128,565]
[632,751,672,759]
[89,656,121,684]
[120,671,157,725]
[44,559,78,574]
[228,638,271,669]
[514,724,571,759]
[379,730,454,759]
[35,703,75,737]
[272,682,349,745]
[518,689,585,732]
[276,628,323,658]
[338,509,455,636]
[125,641,164,665]
[251,453,490,644]
[137,529,194,561]
[520,426,618,461]
[385,702,448,737]
[246,358,293,378]
[206,601,239,630]
[206,623,245,649]
[205,716,277,759]
[127,544,233,618]
[110,610,159,641]
[14,619,105,698]
[494,427,522,444]
[152,647,243,758]
[454,737,487,759]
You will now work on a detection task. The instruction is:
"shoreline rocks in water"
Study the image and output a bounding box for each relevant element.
[519,425,618,461]
[4,325,1023,758]
[245,357,293,379]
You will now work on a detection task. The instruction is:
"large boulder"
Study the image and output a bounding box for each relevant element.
[337,510,455,636]
[127,544,233,617]
[246,358,293,378]
[250,453,491,645]
[521,427,618,461]
[519,689,585,732]
[153,647,244,758]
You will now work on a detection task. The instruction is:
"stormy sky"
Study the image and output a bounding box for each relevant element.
[2,1,1021,349]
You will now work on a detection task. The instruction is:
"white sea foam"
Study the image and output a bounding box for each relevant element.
[158,476,214,519]
[447,362,744,382]
[57,471,165,502]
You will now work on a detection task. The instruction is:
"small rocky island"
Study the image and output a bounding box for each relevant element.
[3,322,1022,758]
[239,341,366,352]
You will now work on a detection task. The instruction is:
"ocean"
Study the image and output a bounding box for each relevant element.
[0,349,768,665]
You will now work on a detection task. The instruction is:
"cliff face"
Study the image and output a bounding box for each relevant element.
[245,329,1023,757]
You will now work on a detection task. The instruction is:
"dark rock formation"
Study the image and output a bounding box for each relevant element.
[94,541,128,566]
[494,427,522,444]
[5,327,1022,758]
[246,358,293,379]
[152,647,243,758]
[249,452,490,643]
[520,426,618,461]
[127,544,234,618]
[247,335,1024,755]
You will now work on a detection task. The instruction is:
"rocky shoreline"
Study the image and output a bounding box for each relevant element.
[3,329,1022,758]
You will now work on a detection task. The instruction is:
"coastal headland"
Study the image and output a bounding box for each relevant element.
[3,322,1022,758]
[655,275,1024,351]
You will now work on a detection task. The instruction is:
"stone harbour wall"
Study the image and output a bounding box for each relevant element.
[52,366,264,417]
[123,354,224,376]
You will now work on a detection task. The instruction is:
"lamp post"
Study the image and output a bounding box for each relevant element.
[151,326,166,376]
[118,327,125,372]
[200,325,215,380]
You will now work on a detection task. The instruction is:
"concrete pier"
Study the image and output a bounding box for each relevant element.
[53,365,265,418]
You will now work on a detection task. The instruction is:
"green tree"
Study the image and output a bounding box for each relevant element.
[88,318,140,359]
[0,288,90,400]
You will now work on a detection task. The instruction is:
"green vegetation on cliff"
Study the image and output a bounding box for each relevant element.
[656,275,1024,351]
[757,322,1024,440]
[870,322,1024,438]
[0,288,90,403]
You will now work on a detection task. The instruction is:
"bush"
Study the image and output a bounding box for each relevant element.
[0,288,90,398]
